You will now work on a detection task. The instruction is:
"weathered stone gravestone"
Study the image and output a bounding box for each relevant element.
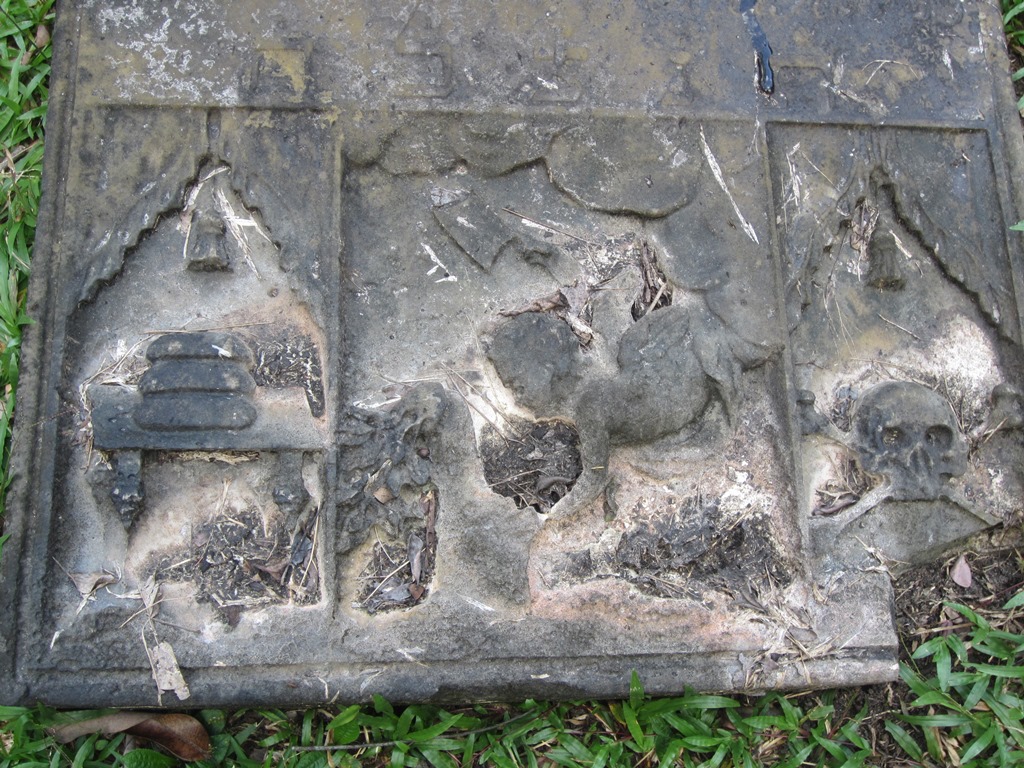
[2,0,1023,707]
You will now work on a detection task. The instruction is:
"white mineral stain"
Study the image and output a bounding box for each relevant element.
[88,0,240,103]
[914,315,1000,393]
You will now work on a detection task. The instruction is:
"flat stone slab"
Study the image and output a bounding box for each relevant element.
[2,0,1024,707]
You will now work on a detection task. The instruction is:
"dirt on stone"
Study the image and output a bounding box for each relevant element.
[480,418,582,513]
[355,489,438,614]
[151,506,320,626]
[893,531,1024,651]
[624,506,787,593]
[556,491,792,603]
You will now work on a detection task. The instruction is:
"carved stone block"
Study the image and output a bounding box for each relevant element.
[1,0,1022,707]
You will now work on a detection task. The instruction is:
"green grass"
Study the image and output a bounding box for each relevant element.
[1005,1,1024,111]
[1006,1,1024,55]
[0,0,51,526]
[1,2,1023,766]
[1,574,1022,765]
[895,594,1024,767]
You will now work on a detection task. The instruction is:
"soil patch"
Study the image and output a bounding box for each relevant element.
[355,489,438,614]
[151,506,320,626]
[480,418,582,513]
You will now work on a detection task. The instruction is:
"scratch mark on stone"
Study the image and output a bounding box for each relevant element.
[822,81,888,117]
[422,243,458,283]
[358,669,383,694]
[942,49,955,80]
[700,126,759,244]
[460,594,496,612]
[215,187,274,278]
[785,143,803,216]
[396,647,426,665]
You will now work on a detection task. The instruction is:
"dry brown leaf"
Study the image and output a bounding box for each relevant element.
[408,533,424,583]
[254,556,290,583]
[498,289,567,317]
[139,575,162,619]
[372,486,395,504]
[48,713,152,743]
[423,490,437,551]
[147,640,191,701]
[68,571,117,598]
[951,554,973,588]
[48,712,210,761]
[128,714,211,761]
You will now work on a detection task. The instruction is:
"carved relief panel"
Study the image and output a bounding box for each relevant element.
[769,124,1024,568]
[2,0,1022,706]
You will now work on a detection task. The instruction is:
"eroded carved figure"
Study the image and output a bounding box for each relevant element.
[852,381,968,502]
[485,298,780,515]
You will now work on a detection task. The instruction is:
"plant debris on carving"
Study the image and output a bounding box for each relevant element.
[480,418,582,513]
[152,506,320,626]
[335,386,443,554]
[499,280,597,348]
[567,495,790,600]
[813,456,873,517]
[250,333,325,417]
[630,240,673,321]
[357,490,437,614]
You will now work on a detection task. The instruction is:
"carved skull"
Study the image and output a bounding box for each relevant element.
[852,381,968,500]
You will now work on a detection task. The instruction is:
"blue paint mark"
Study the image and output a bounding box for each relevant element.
[740,0,774,95]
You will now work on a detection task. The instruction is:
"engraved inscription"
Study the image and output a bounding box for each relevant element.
[393,2,453,98]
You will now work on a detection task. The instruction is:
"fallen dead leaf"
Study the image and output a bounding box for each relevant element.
[951,554,973,588]
[423,490,437,551]
[49,713,151,744]
[254,556,290,583]
[63,568,119,615]
[69,571,118,598]
[147,640,191,701]
[408,533,424,583]
[139,575,162,619]
[128,714,211,761]
[48,712,210,761]
[499,289,567,318]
